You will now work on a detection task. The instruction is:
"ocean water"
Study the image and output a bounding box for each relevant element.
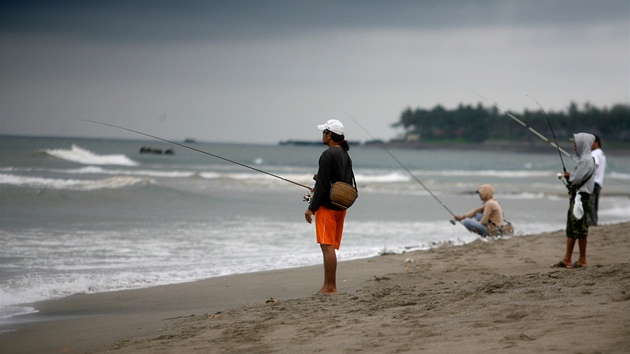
[1,135,629,320]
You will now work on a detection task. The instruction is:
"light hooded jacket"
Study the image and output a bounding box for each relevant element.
[463,184,504,226]
[569,133,596,195]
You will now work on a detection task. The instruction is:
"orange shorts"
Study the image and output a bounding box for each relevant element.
[315,206,347,250]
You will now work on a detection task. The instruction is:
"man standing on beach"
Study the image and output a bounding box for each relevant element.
[552,133,596,269]
[587,134,606,226]
[304,119,354,294]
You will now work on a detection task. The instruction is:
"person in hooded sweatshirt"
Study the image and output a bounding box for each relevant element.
[454,184,511,237]
[552,132,596,269]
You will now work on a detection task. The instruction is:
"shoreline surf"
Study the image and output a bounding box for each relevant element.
[0,222,628,353]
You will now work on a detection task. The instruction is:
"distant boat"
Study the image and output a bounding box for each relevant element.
[184,138,197,143]
[140,146,174,155]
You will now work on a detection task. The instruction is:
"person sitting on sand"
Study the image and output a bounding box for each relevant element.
[454,184,512,237]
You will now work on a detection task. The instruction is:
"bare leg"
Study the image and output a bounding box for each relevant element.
[577,238,587,266]
[562,238,576,267]
[319,244,338,294]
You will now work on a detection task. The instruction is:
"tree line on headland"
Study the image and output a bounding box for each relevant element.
[390,102,630,149]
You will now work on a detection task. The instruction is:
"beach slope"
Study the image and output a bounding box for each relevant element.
[1,222,629,353]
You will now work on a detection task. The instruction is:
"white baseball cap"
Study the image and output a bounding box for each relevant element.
[317,119,344,135]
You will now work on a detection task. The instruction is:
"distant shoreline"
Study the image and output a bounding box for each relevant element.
[279,138,630,155]
[2,134,628,155]
[381,141,630,155]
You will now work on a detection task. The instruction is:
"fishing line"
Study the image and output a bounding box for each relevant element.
[82,119,313,190]
[339,108,462,225]
[526,95,568,174]
[467,89,578,164]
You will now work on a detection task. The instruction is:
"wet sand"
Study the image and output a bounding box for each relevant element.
[1,222,629,353]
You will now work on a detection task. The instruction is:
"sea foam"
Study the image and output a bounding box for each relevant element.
[44,144,139,166]
[0,174,150,191]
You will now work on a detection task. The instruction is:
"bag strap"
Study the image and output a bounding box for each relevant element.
[569,158,595,192]
[348,155,358,194]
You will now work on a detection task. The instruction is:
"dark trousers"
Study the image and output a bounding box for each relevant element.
[587,183,601,227]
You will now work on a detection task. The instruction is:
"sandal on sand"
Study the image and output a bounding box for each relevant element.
[551,261,573,268]
[572,262,586,268]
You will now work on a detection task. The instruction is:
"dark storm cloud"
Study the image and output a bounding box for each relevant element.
[2,0,627,42]
[1,0,628,143]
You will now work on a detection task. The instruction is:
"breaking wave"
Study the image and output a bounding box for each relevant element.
[43,144,139,166]
[0,174,151,191]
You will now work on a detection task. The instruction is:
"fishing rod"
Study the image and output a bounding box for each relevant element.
[339,108,463,226]
[82,119,313,190]
[468,89,578,164]
[527,95,568,174]
[521,100,630,187]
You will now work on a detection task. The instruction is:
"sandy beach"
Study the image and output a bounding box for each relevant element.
[1,222,629,353]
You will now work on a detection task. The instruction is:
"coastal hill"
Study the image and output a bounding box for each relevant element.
[280,102,629,154]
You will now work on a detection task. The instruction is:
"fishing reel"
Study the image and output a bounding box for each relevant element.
[303,179,316,203]
[557,172,569,186]
[557,172,574,194]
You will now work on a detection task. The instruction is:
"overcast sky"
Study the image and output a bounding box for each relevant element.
[1,0,628,144]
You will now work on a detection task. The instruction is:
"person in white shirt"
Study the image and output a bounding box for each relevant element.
[587,134,606,226]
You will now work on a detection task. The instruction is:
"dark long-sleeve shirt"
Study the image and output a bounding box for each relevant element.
[308,147,354,212]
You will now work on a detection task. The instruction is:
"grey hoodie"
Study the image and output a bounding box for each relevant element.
[569,133,596,194]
